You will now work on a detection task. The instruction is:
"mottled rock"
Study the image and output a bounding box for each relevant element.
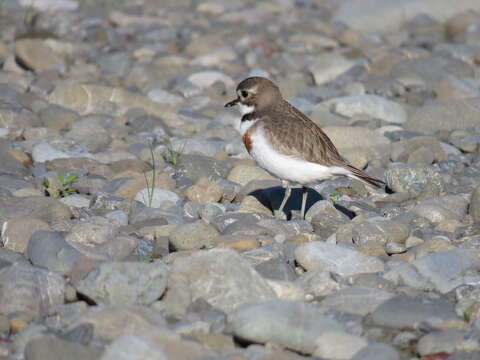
[0,140,28,176]
[323,126,390,150]
[311,213,349,239]
[163,249,276,315]
[416,330,466,356]
[385,163,444,195]
[68,306,167,341]
[175,154,232,182]
[470,185,480,223]
[228,164,275,186]
[371,295,459,329]
[390,136,446,164]
[0,196,70,225]
[26,230,81,274]
[413,195,469,223]
[25,335,102,360]
[229,300,344,354]
[76,261,168,306]
[15,39,66,72]
[412,249,480,294]
[135,188,181,209]
[66,121,112,153]
[66,217,118,247]
[406,97,480,134]
[184,177,222,203]
[169,220,219,250]
[187,71,234,89]
[296,269,341,297]
[446,10,480,38]
[351,342,400,360]
[101,335,167,360]
[0,264,64,321]
[314,331,367,360]
[1,216,50,253]
[352,219,410,246]
[32,141,92,163]
[295,242,384,276]
[39,105,78,131]
[325,95,407,124]
[309,53,356,85]
[320,286,394,315]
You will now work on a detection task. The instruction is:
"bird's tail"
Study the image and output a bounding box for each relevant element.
[344,165,385,188]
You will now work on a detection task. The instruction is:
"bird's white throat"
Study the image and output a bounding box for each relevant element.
[237,103,257,136]
[238,103,254,116]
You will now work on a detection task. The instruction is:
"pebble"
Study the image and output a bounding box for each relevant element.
[76,261,168,306]
[296,268,341,298]
[371,295,460,329]
[295,241,385,276]
[351,342,400,360]
[470,185,480,223]
[32,141,92,163]
[412,249,480,294]
[314,331,367,360]
[24,335,102,360]
[325,95,407,124]
[416,330,466,356]
[15,39,66,73]
[184,177,222,203]
[227,164,275,186]
[406,97,480,134]
[163,249,276,316]
[386,163,445,195]
[309,53,356,85]
[101,335,168,360]
[169,220,219,250]
[228,300,344,354]
[26,230,81,274]
[1,216,50,253]
[135,188,181,209]
[320,285,394,316]
[352,219,410,246]
[413,195,469,223]
[0,264,64,321]
[323,126,391,150]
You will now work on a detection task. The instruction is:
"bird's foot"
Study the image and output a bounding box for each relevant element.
[290,210,304,220]
[274,209,287,220]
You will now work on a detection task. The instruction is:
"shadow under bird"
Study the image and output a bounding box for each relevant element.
[225,76,384,219]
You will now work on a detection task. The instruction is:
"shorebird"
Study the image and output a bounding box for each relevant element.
[225,76,384,219]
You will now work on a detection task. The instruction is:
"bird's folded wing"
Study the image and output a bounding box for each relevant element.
[261,104,347,167]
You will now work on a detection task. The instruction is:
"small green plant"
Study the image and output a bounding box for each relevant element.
[43,173,79,199]
[143,142,157,207]
[329,191,341,202]
[164,145,181,165]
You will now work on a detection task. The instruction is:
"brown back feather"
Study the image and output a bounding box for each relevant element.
[259,100,346,167]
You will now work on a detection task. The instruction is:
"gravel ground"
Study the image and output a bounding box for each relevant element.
[0,0,480,359]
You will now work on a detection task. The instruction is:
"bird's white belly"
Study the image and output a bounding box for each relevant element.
[249,127,350,185]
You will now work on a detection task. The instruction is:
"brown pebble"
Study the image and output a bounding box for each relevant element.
[10,317,28,333]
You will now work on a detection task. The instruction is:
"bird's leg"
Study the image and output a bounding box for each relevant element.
[275,180,291,219]
[301,186,308,219]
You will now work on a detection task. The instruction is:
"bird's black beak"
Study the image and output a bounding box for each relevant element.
[225,98,239,107]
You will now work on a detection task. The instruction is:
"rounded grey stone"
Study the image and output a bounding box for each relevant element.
[295,242,384,276]
[26,230,82,274]
[228,300,344,354]
[76,261,168,306]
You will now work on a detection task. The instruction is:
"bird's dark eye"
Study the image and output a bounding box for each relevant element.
[240,90,249,98]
